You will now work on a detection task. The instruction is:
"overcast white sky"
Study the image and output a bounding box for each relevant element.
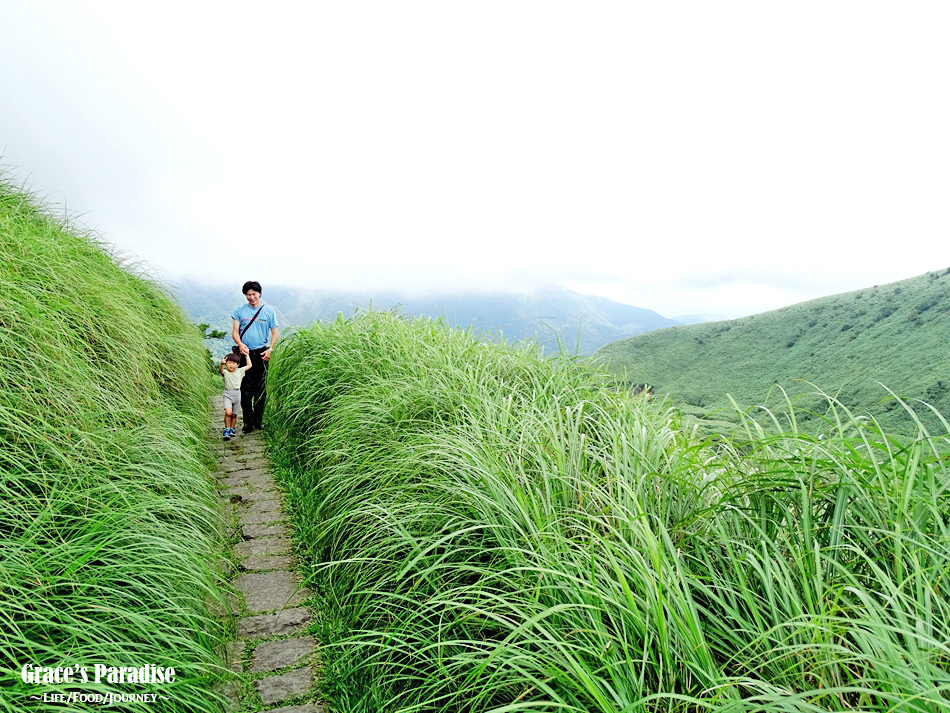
[2,1,948,318]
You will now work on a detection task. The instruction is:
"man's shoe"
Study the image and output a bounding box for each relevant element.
[242,424,255,434]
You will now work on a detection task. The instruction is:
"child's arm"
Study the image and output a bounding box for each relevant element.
[243,360,253,373]
[219,358,227,374]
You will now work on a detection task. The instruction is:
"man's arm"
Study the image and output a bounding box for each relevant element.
[263,327,279,361]
[232,318,249,356]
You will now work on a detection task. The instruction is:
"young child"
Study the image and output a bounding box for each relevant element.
[219,353,253,440]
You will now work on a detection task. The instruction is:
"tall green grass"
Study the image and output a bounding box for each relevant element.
[0,181,228,711]
[267,311,949,712]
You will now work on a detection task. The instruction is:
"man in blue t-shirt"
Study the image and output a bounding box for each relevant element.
[231,280,279,433]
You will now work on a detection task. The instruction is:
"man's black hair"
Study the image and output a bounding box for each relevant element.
[242,280,262,295]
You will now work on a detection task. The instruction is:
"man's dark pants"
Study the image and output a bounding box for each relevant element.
[241,347,268,429]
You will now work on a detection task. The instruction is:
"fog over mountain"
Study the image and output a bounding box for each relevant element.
[672,314,743,325]
[174,282,681,356]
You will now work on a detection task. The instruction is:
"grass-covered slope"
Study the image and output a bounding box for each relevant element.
[0,182,227,711]
[267,311,949,712]
[597,269,950,433]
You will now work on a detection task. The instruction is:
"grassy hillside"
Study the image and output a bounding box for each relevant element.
[265,311,949,712]
[597,269,950,434]
[0,181,227,711]
[174,281,679,356]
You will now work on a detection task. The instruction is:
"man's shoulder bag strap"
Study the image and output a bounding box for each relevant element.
[239,305,266,339]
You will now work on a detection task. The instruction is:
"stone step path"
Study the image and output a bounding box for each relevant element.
[212,427,325,713]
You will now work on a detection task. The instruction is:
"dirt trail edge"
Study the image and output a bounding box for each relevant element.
[213,427,325,713]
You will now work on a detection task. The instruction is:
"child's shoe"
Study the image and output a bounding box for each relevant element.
[223,428,231,441]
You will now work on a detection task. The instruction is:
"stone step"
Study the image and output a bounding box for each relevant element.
[240,509,286,526]
[242,523,288,539]
[242,553,294,572]
[250,637,317,673]
[233,536,290,560]
[234,569,310,615]
[236,607,312,639]
[260,704,325,713]
[255,667,315,706]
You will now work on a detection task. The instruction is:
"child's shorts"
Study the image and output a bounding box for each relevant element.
[223,389,241,413]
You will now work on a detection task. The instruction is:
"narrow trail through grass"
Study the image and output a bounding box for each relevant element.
[211,421,325,713]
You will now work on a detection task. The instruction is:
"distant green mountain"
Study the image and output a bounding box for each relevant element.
[596,269,950,435]
[173,282,680,356]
